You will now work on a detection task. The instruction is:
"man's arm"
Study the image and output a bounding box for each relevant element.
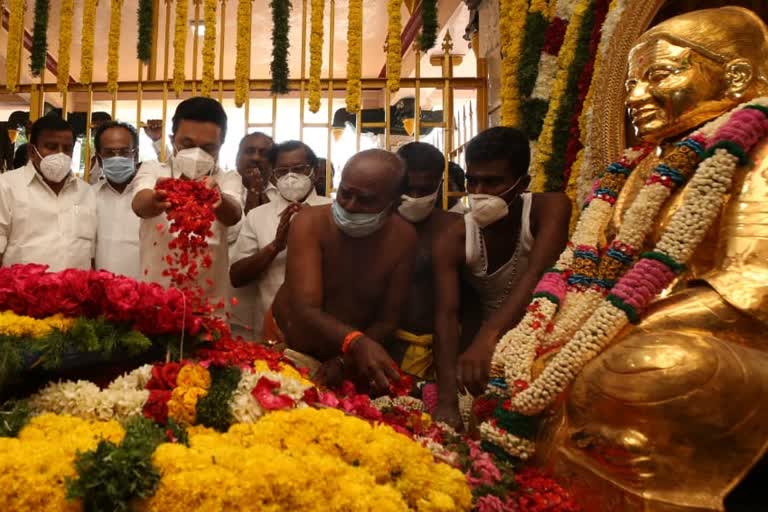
[131,165,169,219]
[284,209,399,389]
[432,222,466,427]
[213,193,242,227]
[459,193,572,394]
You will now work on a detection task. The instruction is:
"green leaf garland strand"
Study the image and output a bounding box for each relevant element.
[195,366,242,432]
[270,0,291,94]
[137,0,154,62]
[29,0,49,77]
[418,0,438,51]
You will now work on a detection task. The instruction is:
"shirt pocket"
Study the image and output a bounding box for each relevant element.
[68,203,98,241]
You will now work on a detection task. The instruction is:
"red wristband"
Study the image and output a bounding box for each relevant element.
[341,330,364,354]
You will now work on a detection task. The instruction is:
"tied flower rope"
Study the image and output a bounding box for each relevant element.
[480,99,768,459]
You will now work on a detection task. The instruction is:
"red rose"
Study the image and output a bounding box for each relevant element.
[104,277,141,316]
[146,362,181,390]
[143,389,172,424]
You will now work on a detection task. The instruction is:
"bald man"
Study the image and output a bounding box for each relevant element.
[268,149,418,390]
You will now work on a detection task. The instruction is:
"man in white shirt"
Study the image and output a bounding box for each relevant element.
[230,141,332,339]
[93,121,141,279]
[0,115,96,271]
[131,97,243,310]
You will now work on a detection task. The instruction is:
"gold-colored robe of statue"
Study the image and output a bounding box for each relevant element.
[539,7,768,511]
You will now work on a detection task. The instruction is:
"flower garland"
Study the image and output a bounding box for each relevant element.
[234,0,253,107]
[199,0,217,97]
[345,0,363,114]
[29,0,49,77]
[498,0,529,126]
[386,0,402,94]
[107,0,124,96]
[172,0,189,96]
[528,0,591,191]
[573,0,627,208]
[481,99,768,458]
[137,0,154,63]
[270,0,290,95]
[56,0,74,94]
[167,363,211,425]
[308,0,325,112]
[79,0,97,85]
[0,310,73,338]
[517,0,556,138]
[418,0,438,51]
[5,0,25,92]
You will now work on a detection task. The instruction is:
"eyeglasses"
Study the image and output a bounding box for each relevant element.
[100,148,137,158]
[273,164,313,178]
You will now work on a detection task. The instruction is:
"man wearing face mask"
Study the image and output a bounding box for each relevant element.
[391,142,460,379]
[93,121,141,279]
[229,141,332,339]
[0,115,96,270]
[432,127,570,428]
[132,97,243,309]
[267,149,417,391]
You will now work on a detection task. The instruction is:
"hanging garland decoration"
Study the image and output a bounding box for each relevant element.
[498,0,529,126]
[6,0,26,92]
[56,0,74,94]
[308,0,325,112]
[418,0,438,51]
[79,0,98,85]
[200,0,217,97]
[517,0,557,138]
[528,0,591,191]
[269,0,290,95]
[173,0,189,96]
[29,0,49,77]
[479,99,768,459]
[234,0,254,107]
[345,0,362,113]
[572,0,627,209]
[107,0,124,96]
[137,0,154,63]
[386,0,402,94]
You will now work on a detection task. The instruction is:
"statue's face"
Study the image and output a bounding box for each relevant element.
[626,38,731,143]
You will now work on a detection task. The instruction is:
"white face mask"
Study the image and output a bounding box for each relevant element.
[398,181,441,223]
[34,146,72,183]
[468,176,523,228]
[276,171,314,202]
[173,147,215,179]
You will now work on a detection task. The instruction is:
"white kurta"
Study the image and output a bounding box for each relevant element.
[230,189,332,336]
[95,178,141,279]
[132,160,243,310]
[0,162,96,271]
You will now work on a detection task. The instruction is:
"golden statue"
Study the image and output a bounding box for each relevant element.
[538,7,768,511]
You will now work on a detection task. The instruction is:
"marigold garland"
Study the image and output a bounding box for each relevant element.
[55,0,74,94]
[172,0,189,96]
[0,310,74,338]
[418,0,438,51]
[386,0,402,94]
[234,0,253,107]
[79,0,97,85]
[5,0,25,92]
[308,0,325,112]
[270,0,291,95]
[29,0,49,77]
[499,0,529,126]
[345,0,362,114]
[137,0,154,63]
[199,0,217,97]
[107,0,124,95]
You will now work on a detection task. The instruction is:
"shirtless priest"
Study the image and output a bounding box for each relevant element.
[267,149,417,391]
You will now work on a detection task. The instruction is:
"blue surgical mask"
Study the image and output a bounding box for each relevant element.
[101,156,136,184]
[331,200,389,238]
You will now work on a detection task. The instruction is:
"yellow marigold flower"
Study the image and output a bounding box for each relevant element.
[175,364,212,389]
[0,310,75,338]
[168,386,207,425]
[308,0,325,113]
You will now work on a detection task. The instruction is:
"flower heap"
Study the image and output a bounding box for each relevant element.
[154,178,226,334]
[3,336,581,511]
[480,99,768,459]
